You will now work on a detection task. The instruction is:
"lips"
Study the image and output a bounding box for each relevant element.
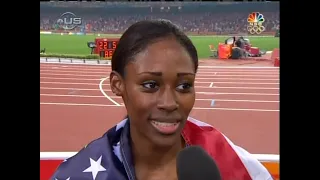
[149,116,181,123]
[150,118,182,135]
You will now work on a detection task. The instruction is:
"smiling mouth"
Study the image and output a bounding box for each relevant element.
[150,120,181,135]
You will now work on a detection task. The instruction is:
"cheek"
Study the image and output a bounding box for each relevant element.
[124,85,157,121]
[178,92,195,114]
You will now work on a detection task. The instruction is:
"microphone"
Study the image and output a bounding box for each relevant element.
[176,145,222,180]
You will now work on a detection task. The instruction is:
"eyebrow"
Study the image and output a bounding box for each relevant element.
[137,72,195,77]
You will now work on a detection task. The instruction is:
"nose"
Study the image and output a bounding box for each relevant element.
[157,87,179,112]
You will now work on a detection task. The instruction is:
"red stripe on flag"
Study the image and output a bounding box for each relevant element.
[40,160,63,180]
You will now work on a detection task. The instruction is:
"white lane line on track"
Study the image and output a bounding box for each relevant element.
[98,77,121,106]
[196,92,278,96]
[40,69,279,75]
[40,81,279,90]
[198,66,279,69]
[40,73,278,81]
[40,87,279,96]
[41,68,279,73]
[40,62,279,69]
[194,81,279,85]
[40,77,279,85]
[40,102,279,112]
[40,93,279,103]
[40,62,111,66]
[39,70,279,77]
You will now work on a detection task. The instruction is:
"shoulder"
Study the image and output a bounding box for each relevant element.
[51,135,112,180]
[52,118,130,180]
[222,135,274,180]
[185,118,274,180]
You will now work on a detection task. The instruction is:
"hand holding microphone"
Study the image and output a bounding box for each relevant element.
[176,145,222,180]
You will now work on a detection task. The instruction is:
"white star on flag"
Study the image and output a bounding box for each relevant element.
[83,155,107,180]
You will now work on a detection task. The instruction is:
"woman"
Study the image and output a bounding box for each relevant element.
[52,20,273,180]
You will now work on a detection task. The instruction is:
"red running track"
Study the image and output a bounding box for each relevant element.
[40,63,279,154]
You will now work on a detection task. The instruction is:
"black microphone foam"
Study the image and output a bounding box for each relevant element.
[176,145,222,180]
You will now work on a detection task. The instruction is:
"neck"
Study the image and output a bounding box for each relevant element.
[130,127,184,168]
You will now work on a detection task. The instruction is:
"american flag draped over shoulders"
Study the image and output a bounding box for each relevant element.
[51,117,273,180]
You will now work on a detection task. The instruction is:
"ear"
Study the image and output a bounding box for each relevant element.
[109,71,124,96]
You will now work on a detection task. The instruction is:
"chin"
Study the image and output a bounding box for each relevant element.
[150,133,182,148]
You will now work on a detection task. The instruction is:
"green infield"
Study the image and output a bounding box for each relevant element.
[40,34,279,59]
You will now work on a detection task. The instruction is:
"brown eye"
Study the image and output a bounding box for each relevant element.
[141,81,159,89]
[176,83,193,92]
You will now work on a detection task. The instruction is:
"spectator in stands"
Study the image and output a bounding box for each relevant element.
[40,2,279,35]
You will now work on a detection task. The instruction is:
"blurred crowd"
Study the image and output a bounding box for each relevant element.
[40,2,279,35]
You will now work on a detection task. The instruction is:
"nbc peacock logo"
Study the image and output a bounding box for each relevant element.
[247,12,266,35]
